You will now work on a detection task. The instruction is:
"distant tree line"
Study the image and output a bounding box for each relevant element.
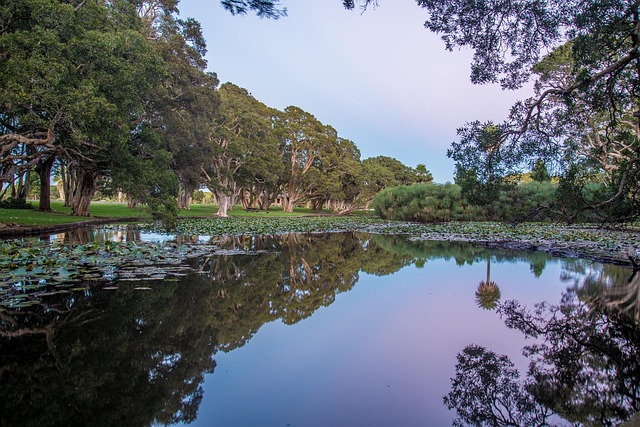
[0,0,431,223]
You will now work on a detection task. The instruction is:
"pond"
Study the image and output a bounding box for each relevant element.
[1,228,639,426]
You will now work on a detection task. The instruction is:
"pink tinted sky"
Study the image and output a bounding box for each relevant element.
[179,0,532,182]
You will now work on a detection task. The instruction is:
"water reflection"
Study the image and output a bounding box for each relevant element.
[445,275,640,427]
[1,232,638,426]
[46,226,143,244]
[475,256,502,310]
[0,280,216,426]
[0,233,398,426]
[561,259,640,321]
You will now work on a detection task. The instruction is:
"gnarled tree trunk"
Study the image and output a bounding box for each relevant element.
[177,180,194,210]
[69,168,97,216]
[36,154,55,212]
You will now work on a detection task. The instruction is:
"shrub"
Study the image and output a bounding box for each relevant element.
[372,183,483,222]
[490,181,557,222]
[0,198,35,209]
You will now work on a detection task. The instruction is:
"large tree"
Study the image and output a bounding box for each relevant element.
[203,83,275,217]
[274,106,333,212]
[427,0,640,221]
[135,0,220,211]
[1,0,167,216]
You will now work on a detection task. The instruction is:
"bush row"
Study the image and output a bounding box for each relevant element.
[372,182,563,223]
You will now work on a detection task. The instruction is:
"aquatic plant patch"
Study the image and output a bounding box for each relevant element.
[142,217,640,264]
[0,238,267,308]
[2,218,639,309]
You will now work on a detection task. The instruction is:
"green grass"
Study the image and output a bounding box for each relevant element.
[0,201,329,227]
[0,209,94,226]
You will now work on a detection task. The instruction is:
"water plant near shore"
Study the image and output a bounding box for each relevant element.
[2,218,639,309]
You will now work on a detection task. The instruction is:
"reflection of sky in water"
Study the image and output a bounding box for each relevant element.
[184,258,570,427]
[47,228,212,244]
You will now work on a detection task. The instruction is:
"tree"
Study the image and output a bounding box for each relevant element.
[219,0,287,18]
[238,0,639,222]
[325,137,367,213]
[203,83,275,217]
[450,123,511,206]
[531,159,551,182]
[420,0,640,222]
[137,0,220,211]
[1,0,168,216]
[414,163,433,183]
[274,106,331,212]
[361,156,428,203]
[236,106,282,211]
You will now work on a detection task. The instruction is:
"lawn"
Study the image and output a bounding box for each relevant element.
[0,201,329,227]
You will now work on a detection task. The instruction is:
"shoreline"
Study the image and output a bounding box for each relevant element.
[2,217,639,269]
[0,217,144,238]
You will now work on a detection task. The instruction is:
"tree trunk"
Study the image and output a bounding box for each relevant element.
[70,168,97,216]
[56,180,65,202]
[215,191,233,217]
[258,191,274,210]
[177,181,193,210]
[255,182,278,211]
[311,198,324,211]
[61,165,73,207]
[282,195,296,213]
[127,196,140,208]
[12,170,30,203]
[36,154,55,212]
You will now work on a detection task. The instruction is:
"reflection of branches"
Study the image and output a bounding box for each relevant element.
[447,292,640,426]
[0,298,103,373]
[443,345,553,427]
[598,270,640,322]
[499,296,640,425]
[561,260,640,322]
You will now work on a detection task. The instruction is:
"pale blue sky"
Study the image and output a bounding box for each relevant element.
[178,0,531,182]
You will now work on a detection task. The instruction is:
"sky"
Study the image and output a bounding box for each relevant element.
[178,0,532,183]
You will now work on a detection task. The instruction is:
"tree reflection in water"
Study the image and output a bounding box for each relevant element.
[445,272,640,426]
[475,256,502,310]
[0,232,408,427]
[3,231,638,426]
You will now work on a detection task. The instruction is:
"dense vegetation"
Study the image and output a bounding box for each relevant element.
[0,0,431,225]
[372,179,609,224]
[4,0,639,227]
[232,0,640,224]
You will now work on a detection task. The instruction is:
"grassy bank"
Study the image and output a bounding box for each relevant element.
[0,201,328,227]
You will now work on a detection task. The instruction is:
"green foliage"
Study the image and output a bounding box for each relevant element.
[431,0,640,223]
[490,181,557,222]
[372,182,483,222]
[0,199,34,210]
[531,159,551,182]
[453,165,506,207]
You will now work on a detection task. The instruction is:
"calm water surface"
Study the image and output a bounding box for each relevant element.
[1,230,638,426]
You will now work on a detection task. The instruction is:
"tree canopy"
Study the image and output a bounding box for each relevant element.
[429,0,640,221]
[0,0,437,222]
[219,0,640,222]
